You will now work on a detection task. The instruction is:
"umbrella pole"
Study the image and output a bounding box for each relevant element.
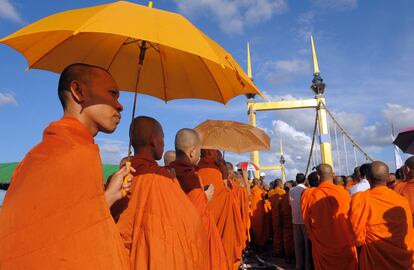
[127,40,148,157]
[122,40,147,197]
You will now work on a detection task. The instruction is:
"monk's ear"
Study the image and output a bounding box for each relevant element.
[69,80,86,104]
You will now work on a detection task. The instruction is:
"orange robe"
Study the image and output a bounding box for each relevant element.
[280,192,294,258]
[0,117,129,269]
[250,186,271,247]
[269,188,286,255]
[198,158,245,270]
[117,153,208,270]
[301,181,358,270]
[394,179,414,225]
[345,182,356,191]
[231,179,250,247]
[349,186,414,270]
[169,159,229,270]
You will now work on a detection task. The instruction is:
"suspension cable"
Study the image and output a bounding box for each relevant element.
[353,145,358,168]
[342,132,350,175]
[305,108,319,176]
[334,124,342,175]
[321,101,374,161]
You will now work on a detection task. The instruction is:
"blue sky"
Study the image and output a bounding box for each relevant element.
[1,0,414,179]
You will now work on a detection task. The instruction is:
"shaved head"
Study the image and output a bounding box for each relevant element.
[174,128,201,165]
[275,179,283,188]
[201,149,219,159]
[58,63,110,109]
[404,157,414,179]
[367,161,389,186]
[316,164,334,182]
[163,150,176,166]
[175,128,200,151]
[130,116,164,160]
[333,176,344,186]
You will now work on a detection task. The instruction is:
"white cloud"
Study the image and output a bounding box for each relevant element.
[383,103,414,133]
[96,138,128,165]
[0,0,22,23]
[311,0,357,10]
[0,92,17,106]
[297,11,315,40]
[260,59,310,84]
[173,0,287,34]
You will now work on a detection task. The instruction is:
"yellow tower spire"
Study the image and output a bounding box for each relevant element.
[280,139,286,181]
[280,139,284,156]
[310,35,320,74]
[247,42,253,80]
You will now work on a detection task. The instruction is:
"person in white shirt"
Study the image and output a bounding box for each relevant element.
[289,173,312,270]
[349,163,371,196]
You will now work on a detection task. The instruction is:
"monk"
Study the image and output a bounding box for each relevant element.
[169,128,229,270]
[387,173,397,189]
[344,176,354,190]
[281,182,294,264]
[226,162,250,248]
[268,179,286,257]
[198,149,245,269]
[163,150,176,166]
[301,164,358,270]
[117,116,208,270]
[333,175,344,188]
[349,161,414,269]
[250,178,271,248]
[394,157,414,225]
[0,63,133,269]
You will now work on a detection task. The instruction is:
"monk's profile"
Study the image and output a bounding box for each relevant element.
[0,63,134,269]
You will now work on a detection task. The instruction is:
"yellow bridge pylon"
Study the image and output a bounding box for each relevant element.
[247,35,334,179]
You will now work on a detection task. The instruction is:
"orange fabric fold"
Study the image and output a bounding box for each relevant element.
[349,186,414,270]
[233,180,251,245]
[394,179,414,225]
[301,181,358,270]
[169,159,229,270]
[0,117,129,270]
[117,153,208,270]
[280,192,294,257]
[269,188,286,255]
[197,161,245,270]
[250,186,271,247]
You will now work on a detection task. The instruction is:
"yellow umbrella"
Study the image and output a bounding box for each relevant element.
[194,120,271,153]
[0,1,262,104]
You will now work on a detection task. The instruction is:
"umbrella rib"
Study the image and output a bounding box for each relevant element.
[28,4,113,69]
[28,33,75,69]
[158,46,167,102]
[106,36,131,72]
[198,56,226,104]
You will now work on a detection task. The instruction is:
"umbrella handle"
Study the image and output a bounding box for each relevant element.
[121,161,132,197]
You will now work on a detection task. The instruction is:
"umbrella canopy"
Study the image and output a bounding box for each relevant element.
[0,1,262,104]
[194,120,270,153]
[393,127,414,154]
[236,162,259,171]
[0,162,119,184]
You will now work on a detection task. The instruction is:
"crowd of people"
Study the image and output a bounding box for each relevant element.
[0,63,414,270]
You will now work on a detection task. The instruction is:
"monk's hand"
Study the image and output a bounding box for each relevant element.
[205,184,215,202]
[105,165,136,207]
